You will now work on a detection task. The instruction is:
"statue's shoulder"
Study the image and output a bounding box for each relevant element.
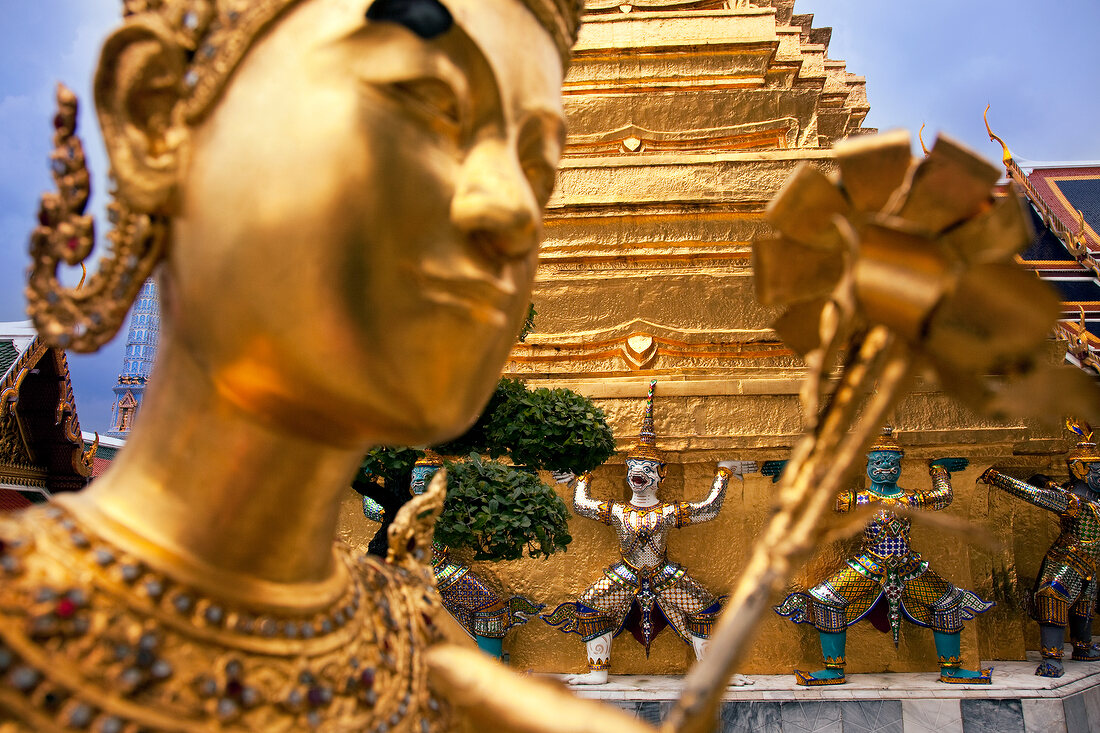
[344,542,424,583]
[0,504,84,591]
[852,490,877,506]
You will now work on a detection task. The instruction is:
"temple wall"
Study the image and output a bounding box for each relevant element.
[337,385,1082,675]
[337,0,1087,676]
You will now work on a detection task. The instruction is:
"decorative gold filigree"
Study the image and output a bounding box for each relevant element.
[0,505,451,731]
[121,0,582,125]
[27,86,166,352]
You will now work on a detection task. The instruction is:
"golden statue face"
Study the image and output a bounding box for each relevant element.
[161,0,565,445]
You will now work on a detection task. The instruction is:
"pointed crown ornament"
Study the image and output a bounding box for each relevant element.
[1066,418,1100,478]
[869,426,904,455]
[626,380,663,464]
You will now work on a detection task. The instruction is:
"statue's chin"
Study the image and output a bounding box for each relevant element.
[368,388,487,448]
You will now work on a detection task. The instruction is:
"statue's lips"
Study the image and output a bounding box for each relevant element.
[630,475,647,486]
[412,263,515,328]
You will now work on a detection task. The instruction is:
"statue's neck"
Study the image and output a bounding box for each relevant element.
[630,491,659,508]
[60,331,365,608]
[869,480,902,497]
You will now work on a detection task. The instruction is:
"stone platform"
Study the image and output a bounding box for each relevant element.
[560,651,1100,732]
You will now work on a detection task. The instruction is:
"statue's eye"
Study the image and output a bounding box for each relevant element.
[387,78,461,137]
[521,158,556,208]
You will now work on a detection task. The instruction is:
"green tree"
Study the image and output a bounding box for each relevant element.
[355,377,615,559]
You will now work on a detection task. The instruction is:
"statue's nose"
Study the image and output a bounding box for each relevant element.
[451,140,537,261]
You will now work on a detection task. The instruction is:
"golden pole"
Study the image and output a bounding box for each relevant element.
[664,326,914,732]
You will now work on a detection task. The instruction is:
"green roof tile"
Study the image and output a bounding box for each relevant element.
[0,340,19,380]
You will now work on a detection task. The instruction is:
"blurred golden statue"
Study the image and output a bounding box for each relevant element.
[3,1,653,730]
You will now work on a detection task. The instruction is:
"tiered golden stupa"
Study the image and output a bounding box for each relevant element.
[471,0,1071,675]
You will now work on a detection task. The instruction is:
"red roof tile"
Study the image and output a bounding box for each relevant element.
[0,490,33,513]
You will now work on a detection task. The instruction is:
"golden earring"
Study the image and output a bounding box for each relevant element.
[26,84,166,353]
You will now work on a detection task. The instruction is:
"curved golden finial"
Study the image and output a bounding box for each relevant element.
[1067,417,1093,442]
[918,124,930,157]
[82,431,100,465]
[983,104,1012,165]
[77,262,87,289]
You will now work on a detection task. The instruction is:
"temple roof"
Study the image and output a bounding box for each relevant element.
[0,322,92,498]
[1003,155,1100,374]
[0,322,38,378]
[0,340,18,379]
[82,431,123,479]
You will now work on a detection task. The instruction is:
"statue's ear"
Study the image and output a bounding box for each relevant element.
[94,19,189,213]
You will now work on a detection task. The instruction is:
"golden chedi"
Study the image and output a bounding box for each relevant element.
[489,1,1089,678]
[1,0,654,731]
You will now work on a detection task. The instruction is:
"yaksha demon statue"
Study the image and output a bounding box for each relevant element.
[979,419,1100,677]
[364,451,541,658]
[775,428,994,685]
[543,381,754,685]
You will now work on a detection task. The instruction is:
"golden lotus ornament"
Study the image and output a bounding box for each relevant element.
[752,129,1098,422]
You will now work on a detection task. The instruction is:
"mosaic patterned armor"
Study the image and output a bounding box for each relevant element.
[366,452,540,653]
[774,428,993,685]
[429,543,540,641]
[979,419,1100,677]
[544,470,727,651]
[542,381,740,685]
[776,465,993,645]
[981,471,1100,627]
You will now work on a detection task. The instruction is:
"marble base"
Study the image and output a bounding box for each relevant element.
[558,648,1100,732]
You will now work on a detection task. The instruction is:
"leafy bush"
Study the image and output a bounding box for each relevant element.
[353,378,612,560]
[352,447,422,555]
[357,446,421,486]
[486,386,615,474]
[435,454,571,561]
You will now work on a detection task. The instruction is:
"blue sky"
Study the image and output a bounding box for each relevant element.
[1,1,1098,434]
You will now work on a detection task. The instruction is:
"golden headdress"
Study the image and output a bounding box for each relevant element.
[625,380,663,464]
[868,426,904,455]
[120,0,584,124]
[414,447,445,468]
[1066,418,1100,479]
